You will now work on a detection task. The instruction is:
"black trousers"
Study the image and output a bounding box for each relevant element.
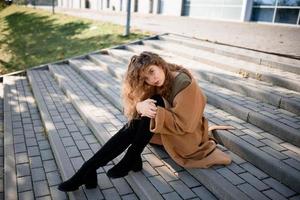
[80,95,165,174]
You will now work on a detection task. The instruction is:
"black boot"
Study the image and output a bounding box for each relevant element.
[107,95,165,179]
[107,147,143,178]
[58,164,97,192]
[83,169,98,189]
[58,123,138,192]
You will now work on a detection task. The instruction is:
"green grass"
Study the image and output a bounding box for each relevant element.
[0,5,150,74]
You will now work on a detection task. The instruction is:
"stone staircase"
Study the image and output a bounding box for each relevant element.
[2,33,300,200]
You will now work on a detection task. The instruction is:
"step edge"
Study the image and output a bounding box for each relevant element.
[27,70,87,200]
[143,40,300,92]
[3,76,18,200]
[159,34,300,74]
[215,130,300,193]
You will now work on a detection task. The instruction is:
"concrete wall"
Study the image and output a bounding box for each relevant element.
[72,0,80,8]
[160,0,182,16]
[186,0,244,21]
[57,0,183,15]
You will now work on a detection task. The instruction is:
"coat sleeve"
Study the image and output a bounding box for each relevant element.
[150,80,206,135]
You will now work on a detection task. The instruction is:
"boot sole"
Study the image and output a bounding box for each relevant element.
[85,184,98,189]
[57,185,79,192]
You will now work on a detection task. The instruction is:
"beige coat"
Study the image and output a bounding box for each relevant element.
[150,78,231,168]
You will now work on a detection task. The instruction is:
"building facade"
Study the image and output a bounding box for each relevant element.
[56,0,300,25]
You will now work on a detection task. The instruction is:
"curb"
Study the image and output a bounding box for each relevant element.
[3,77,18,200]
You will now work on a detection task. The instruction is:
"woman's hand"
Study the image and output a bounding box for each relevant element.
[136,99,157,118]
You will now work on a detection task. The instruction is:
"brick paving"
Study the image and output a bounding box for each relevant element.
[142,40,300,85]
[29,70,140,200]
[93,46,300,192]
[101,47,300,144]
[0,83,3,200]
[4,76,67,200]
[49,59,299,199]
[105,43,300,117]
[110,42,300,108]
[48,64,220,199]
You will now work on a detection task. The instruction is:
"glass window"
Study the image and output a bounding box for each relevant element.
[251,8,275,21]
[253,0,276,6]
[183,0,191,16]
[275,8,299,23]
[278,0,300,6]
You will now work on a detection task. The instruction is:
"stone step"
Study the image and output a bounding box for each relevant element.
[125,43,300,116]
[159,33,300,75]
[104,49,300,147]
[142,39,300,93]
[27,70,138,200]
[0,83,4,200]
[67,58,300,199]
[4,76,68,200]
[54,61,254,200]
[48,64,166,200]
[88,53,125,80]
[106,48,136,64]
[83,54,300,194]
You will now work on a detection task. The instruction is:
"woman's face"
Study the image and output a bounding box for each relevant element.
[142,65,165,87]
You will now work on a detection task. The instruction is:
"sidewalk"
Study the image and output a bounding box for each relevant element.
[43,7,300,59]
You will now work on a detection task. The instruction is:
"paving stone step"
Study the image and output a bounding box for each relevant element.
[51,61,248,197]
[82,54,300,194]
[4,76,68,200]
[69,57,123,111]
[125,43,300,115]
[48,64,165,200]
[0,83,4,200]
[104,49,300,147]
[88,53,125,80]
[159,33,300,75]
[28,70,138,200]
[66,58,300,199]
[142,39,300,93]
[52,61,256,200]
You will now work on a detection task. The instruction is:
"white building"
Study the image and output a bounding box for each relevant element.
[56,0,300,25]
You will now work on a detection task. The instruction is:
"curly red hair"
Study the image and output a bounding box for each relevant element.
[122,51,192,120]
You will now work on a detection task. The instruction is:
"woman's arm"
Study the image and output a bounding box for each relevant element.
[150,81,206,135]
[136,99,157,118]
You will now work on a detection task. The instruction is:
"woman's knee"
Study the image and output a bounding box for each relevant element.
[150,95,165,107]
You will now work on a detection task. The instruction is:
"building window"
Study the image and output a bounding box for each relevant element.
[134,0,138,12]
[275,8,299,24]
[251,7,274,22]
[251,0,300,25]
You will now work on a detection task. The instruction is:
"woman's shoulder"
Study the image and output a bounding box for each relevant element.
[174,72,192,88]
[168,72,192,103]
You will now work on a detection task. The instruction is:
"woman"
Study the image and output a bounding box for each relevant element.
[58,51,232,192]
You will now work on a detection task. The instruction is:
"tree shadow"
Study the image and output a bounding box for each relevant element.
[0,11,144,74]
